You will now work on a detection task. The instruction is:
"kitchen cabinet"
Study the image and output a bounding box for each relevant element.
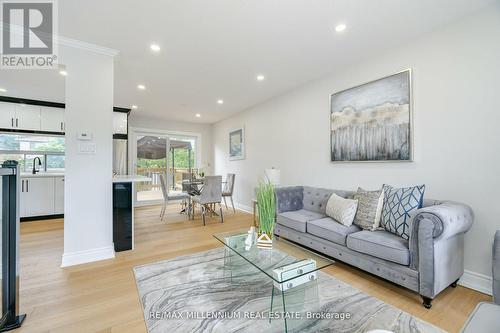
[0,102,65,132]
[20,175,64,218]
[0,102,16,129]
[40,107,65,132]
[54,177,65,214]
[20,177,55,217]
[15,104,41,130]
[112,175,150,252]
[1,99,126,133]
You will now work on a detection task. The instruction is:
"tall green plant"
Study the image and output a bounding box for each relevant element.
[257,181,276,234]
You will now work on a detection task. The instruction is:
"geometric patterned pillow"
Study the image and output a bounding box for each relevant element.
[381,184,425,240]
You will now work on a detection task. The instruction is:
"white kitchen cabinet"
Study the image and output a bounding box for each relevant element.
[54,177,65,214]
[0,102,16,129]
[15,104,41,130]
[20,177,55,217]
[40,107,65,132]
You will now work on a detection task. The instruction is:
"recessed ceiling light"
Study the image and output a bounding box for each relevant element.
[335,24,346,33]
[195,113,201,118]
[0,88,7,92]
[59,70,68,76]
[256,74,265,81]
[137,84,146,90]
[217,99,224,104]
[131,105,138,109]
[150,44,161,52]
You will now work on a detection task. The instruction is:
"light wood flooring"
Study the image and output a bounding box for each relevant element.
[17,204,490,333]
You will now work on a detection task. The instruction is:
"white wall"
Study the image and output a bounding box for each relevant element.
[213,6,500,283]
[61,45,115,267]
[129,115,213,174]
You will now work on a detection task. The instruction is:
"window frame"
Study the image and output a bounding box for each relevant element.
[0,132,65,173]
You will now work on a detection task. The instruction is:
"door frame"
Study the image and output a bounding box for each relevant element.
[129,126,202,207]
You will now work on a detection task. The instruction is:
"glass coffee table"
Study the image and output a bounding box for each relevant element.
[213,229,334,332]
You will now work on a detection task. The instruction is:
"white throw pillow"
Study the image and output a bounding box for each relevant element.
[325,193,358,226]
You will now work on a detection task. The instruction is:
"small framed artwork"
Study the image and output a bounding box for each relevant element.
[229,127,245,160]
[330,69,413,162]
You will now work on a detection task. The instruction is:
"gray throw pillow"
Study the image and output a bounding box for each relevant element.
[353,188,384,231]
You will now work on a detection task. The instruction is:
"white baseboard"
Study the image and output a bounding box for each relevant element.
[234,202,253,214]
[458,270,492,295]
[61,245,115,268]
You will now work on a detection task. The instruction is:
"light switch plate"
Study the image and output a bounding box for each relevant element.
[78,142,96,154]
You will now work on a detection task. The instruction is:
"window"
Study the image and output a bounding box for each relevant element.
[0,133,65,172]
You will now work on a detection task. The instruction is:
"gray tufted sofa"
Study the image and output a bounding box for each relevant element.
[274,186,474,308]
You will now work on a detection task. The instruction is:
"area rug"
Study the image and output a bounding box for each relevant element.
[133,248,445,333]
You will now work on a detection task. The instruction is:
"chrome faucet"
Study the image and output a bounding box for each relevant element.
[32,157,42,174]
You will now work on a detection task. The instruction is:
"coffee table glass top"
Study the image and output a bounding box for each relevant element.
[213,229,334,284]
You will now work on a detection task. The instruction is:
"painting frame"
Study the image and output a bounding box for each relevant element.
[330,69,413,163]
[228,127,245,161]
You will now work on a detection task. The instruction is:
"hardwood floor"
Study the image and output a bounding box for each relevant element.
[17,204,490,333]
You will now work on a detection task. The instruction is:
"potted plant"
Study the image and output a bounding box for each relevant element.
[198,168,205,178]
[256,181,276,249]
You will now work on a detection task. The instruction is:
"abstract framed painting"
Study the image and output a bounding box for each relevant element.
[229,127,245,160]
[330,69,413,162]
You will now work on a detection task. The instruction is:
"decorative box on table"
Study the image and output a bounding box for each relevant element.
[272,259,317,291]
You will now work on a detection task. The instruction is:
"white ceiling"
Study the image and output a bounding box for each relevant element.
[0,0,495,123]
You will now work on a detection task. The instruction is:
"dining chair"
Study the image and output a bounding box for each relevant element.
[191,175,223,225]
[159,174,169,221]
[222,173,235,212]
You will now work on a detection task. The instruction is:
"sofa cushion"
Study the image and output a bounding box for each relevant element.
[381,184,426,240]
[302,187,334,214]
[307,217,361,246]
[275,186,304,213]
[346,230,410,265]
[277,209,325,233]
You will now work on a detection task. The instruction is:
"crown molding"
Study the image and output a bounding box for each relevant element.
[0,24,119,57]
[58,36,119,57]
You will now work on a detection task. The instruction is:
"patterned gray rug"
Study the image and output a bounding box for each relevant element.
[133,248,445,333]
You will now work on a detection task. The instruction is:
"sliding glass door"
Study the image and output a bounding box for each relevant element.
[133,133,170,205]
[131,129,199,206]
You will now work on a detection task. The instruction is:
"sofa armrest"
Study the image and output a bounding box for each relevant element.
[409,201,474,298]
[275,186,304,213]
[412,201,474,240]
[494,230,500,304]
